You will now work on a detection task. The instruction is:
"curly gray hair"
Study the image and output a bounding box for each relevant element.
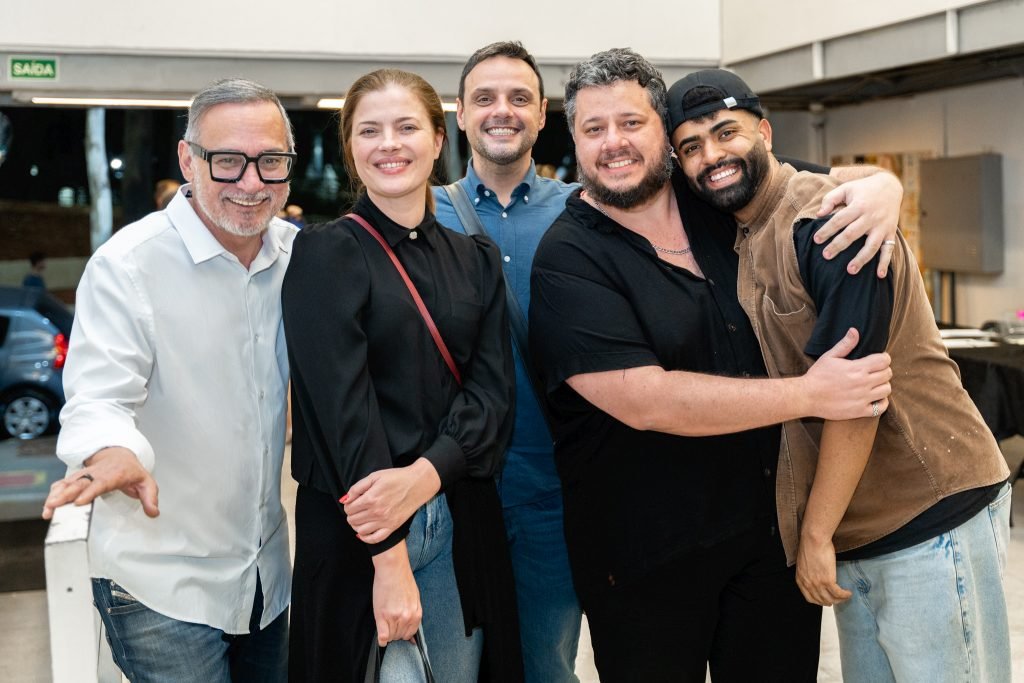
[563,48,668,135]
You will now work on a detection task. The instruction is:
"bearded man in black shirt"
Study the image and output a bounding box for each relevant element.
[529,48,902,682]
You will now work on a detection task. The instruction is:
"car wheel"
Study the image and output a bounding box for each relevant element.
[1,388,57,440]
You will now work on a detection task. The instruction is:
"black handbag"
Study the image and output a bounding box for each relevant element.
[367,625,435,683]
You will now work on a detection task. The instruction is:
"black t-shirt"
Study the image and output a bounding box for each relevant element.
[792,213,1003,560]
[529,173,781,595]
[792,216,893,360]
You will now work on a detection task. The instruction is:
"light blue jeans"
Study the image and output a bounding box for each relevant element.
[377,494,483,683]
[503,492,582,683]
[834,482,1012,683]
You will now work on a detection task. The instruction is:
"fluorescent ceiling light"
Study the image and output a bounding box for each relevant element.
[318,98,458,112]
[30,97,192,108]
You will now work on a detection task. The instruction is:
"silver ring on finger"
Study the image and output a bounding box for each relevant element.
[77,473,95,483]
[882,239,896,248]
[871,400,880,418]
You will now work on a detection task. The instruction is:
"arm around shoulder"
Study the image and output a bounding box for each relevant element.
[816,167,903,276]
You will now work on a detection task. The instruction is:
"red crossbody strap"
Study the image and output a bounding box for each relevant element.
[345,213,463,386]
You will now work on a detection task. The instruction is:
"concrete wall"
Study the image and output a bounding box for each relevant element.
[768,109,817,163]
[722,0,989,62]
[770,77,1024,327]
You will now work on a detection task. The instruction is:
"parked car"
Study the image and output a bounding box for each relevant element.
[0,287,72,439]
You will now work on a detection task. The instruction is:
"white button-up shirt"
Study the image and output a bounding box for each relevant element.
[57,187,295,633]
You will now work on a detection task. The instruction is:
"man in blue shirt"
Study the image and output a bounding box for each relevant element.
[433,41,583,683]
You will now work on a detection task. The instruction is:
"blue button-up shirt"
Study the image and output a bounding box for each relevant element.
[434,160,577,507]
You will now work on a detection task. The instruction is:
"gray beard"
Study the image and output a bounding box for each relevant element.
[192,172,287,237]
[577,146,673,210]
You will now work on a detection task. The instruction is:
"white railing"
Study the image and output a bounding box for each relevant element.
[44,502,125,683]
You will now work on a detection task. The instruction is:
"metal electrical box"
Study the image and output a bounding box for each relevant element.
[919,153,1003,274]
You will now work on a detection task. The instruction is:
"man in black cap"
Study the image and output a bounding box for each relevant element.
[667,68,1012,683]
[529,49,904,682]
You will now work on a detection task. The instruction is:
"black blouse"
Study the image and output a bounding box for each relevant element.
[283,192,515,552]
[283,194,523,681]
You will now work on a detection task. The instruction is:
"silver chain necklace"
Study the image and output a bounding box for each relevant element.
[649,242,693,256]
[588,193,692,256]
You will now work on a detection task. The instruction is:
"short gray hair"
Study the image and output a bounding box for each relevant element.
[564,48,668,135]
[184,78,294,149]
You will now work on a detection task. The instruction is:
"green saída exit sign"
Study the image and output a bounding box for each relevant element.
[9,57,59,81]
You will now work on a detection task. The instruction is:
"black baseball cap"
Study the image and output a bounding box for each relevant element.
[667,69,763,133]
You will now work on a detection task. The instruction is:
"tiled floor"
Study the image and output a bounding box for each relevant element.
[4,443,1023,682]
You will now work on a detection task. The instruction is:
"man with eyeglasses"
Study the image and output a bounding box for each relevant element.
[42,78,296,682]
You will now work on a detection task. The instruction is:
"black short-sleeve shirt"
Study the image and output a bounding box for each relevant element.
[529,172,781,595]
[791,215,1003,560]
[793,217,893,360]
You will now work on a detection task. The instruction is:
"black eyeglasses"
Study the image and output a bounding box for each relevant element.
[188,142,296,183]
